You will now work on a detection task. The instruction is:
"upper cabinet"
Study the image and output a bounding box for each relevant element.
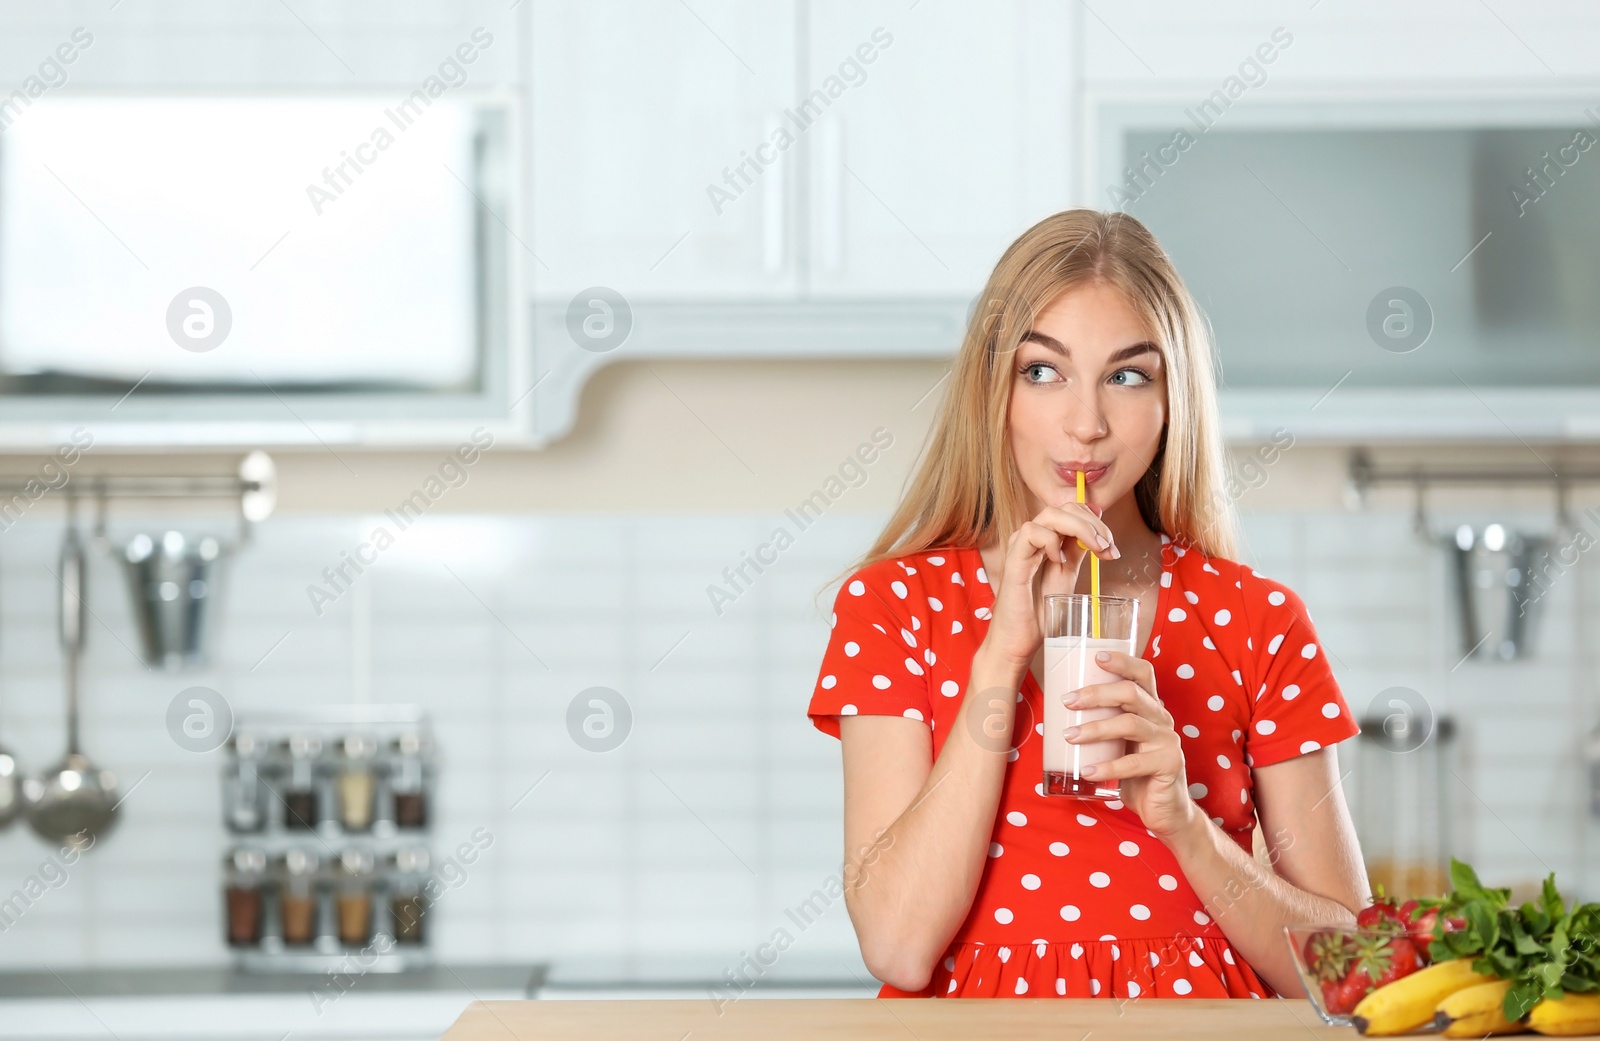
[803,0,1072,298]
[524,0,1073,443]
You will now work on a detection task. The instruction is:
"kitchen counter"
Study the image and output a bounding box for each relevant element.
[441,996,1349,1040]
[0,963,544,1041]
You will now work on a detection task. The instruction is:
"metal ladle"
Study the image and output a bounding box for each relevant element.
[25,493,120,847]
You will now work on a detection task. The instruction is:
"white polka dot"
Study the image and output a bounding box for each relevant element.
[1168,607,1187,622]
[829,612,837,628]
[977,567,988,583]
[1182,724,1200,739]
[1216,754,1231,769]
[1301,740,1322,753]
[944,955,956,972]
[903,658,923,677]
[1240,787,1249,804]
[1014,977,1028,995]
[974,607,992,620]
[928,597,943,612]
[1173,978,1193,995]
[1256,719,1276,735]
[890,581,908,599]
[1049,841,1069,856]
[1019,873,1042,891]
[1061,905,1081,922]
[911,617,921,631]
[903,708,924,721]
[1159,874,1178,891]
[1127,980,1141,997]
[924,648,936,665]
[821,675,837,689]
[1184,590,1199,604]
[989,842,1003,857]
[1207,695,1224,711]
[1006,811,1027,827]
[1089,871,1111,888]
[1283,684,1300,700]
[1232,729,1242,742]
[841,704,858,715]
[848,580,865,596]
[1223,947,1235,964]
[1301,642,1318,659]
[947,979,957,993]
[941,680,960,697]
[1176,663,1195,679]
[928,556,945,566]
[1322,702,1340,718]
[1106,799,1123,809]
[900,628,916,647]
[1160,571,1172,587]
[1118,840,1140,857]
[1195,910,1211,925]
[844,642,860,657]
[1267,634,1284,655]
[1202,636,1215,650]
[1189,783,1208,799]
[1188,951,1204,967]
[952,620,963,634]
[1090,978,1101,995]
[994,907,1013,924]
[1130,903,1151,920]
[1056,978,1067,995]
[1231,670,1242,685]
[1214,609,1231,625]
[1267,590,1286,606]
[872,675,891,689]
[1076,813,1097,827]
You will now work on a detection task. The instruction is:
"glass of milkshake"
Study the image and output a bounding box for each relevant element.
[1042,594,1140,801]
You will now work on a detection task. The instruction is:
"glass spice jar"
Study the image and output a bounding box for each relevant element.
[282,733,322,830]
[278,849,320,947]
[336,734,378,832]
[224,732,265,833]
[388,732,429,830]
[388,847,429,944]
[223,848,268,947]
[335,848,375,945]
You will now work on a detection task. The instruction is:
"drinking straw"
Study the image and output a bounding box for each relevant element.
[1076,469,1100,639]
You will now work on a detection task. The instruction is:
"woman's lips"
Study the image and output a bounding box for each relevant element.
[1057,463,1108,485]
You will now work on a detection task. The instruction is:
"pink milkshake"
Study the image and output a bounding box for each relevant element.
[1041,595,1139,801]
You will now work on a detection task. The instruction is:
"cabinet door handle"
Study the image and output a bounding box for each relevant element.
[818,116,844,273]
[763,111,786,273]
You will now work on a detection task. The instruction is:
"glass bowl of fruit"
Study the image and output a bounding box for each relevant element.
[1285,897,1456,1026]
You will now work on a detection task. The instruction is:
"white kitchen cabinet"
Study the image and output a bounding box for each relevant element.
[802,0,1073,297]
[528,0,801,299]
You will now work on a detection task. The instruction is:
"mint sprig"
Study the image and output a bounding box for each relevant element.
[1412,858,1600,1022]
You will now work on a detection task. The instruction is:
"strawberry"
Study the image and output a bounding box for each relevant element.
[1371,936,1421,988]
[1304,929,1357,981]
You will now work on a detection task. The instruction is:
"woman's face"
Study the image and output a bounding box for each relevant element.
[1005,280,1168,518]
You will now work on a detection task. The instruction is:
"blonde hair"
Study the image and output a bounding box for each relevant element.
[838,208,1237,584]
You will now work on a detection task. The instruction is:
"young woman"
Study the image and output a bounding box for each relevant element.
[806,209,1369,1000]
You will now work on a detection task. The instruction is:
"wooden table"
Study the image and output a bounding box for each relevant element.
[440,997,1352,1039]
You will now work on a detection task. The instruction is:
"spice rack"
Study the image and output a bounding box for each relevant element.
[220,705,436,973]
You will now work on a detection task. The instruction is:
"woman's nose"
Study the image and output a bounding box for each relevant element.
[1064,389,1109,441]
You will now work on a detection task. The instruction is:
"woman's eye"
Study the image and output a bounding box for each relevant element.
[1110,367,1151,387]
[1022,362,1061,384]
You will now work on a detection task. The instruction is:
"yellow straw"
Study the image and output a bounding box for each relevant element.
[1076,469,1100,639]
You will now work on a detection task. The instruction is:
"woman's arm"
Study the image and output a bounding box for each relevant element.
[839,643,1027,992]
[1161,744,1370,996]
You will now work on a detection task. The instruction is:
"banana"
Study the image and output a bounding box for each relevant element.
[1351,958,1499,1037]
[1528,992,1600,1036]
[1435,980,1529,1037]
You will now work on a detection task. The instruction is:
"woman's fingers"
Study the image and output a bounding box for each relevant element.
[1034,503,1119,560]
[1064,677,1172,729]
[1065,707,1173,748]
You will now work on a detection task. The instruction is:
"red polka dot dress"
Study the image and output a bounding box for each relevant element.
[807,534,1362,999]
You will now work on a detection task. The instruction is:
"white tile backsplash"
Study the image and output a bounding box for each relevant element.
[0,506,1592,984]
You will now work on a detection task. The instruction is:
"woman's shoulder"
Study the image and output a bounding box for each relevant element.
[836,545,982,601]
[1167,537,1312,621]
